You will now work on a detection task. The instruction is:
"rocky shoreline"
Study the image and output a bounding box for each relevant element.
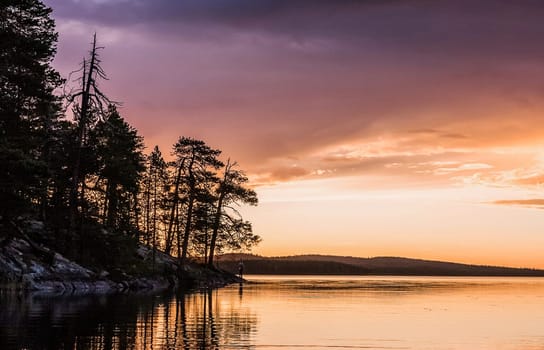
[0,219,243,296]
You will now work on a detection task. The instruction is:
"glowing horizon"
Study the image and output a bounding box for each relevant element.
[44,0,544,268]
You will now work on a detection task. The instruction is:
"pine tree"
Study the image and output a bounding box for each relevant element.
[208,159,258,267]
[0,0,63,220]
[170,137,223,265]
[141,145,168,268]
[88,106,145,232]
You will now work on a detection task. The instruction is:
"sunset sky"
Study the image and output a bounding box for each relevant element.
[44,0,544,268]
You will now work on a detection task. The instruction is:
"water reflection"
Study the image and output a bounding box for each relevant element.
[0,288,257,350]
[2,277,544,349]
[244,276,544,350]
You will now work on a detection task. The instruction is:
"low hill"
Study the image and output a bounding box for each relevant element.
[217,254,544,276]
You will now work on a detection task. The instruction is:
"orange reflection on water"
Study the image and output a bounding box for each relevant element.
[241,276,544,350]
[2,276,544,349]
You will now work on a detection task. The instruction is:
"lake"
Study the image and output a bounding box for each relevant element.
[2,275,544,349]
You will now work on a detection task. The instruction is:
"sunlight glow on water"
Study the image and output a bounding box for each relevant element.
[2,276,544,349]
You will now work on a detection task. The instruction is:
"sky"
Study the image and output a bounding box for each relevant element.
[43,0,544,268]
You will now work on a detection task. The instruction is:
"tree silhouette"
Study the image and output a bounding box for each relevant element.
[0,0,62,221]
[208,159,258,267]
[66,33,117,231]
[171,137,223,265]
[141,145,168,268]
[0,0,261,276]
[88,106,145,231]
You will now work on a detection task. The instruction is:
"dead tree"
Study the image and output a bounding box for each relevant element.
[66,33,117,232]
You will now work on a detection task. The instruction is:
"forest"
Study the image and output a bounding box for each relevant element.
[0,0,260,277]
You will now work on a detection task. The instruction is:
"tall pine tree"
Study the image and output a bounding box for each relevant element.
[88,106,145,232]
[0,0,63,220]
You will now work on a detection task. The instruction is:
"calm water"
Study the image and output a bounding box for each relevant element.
[2,276,544,349]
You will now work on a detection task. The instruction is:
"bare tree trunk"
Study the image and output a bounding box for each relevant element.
[69,34,98,232]
[208,160,231,267]
[180,188,195,265]
[102,189,108,225]
[176,200,181,259]
[151,172,157,270]
[145,174,151,244]
[204,215,209,265]
[165,160,184,254]
[179,152,198,265]
[132,191,140,241]
[207,192,224,267]
[106,180,118,228]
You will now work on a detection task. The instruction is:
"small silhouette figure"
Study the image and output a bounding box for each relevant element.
[238,260,244,279]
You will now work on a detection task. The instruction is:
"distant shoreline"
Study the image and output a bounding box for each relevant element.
[241,273,544,277]
[218,253,544,277]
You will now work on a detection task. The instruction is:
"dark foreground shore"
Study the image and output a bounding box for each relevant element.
[0,218,242,295]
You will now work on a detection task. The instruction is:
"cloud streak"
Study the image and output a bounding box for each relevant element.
[40,0,544,267]
[494,199,544,209]
[44,0,544,190]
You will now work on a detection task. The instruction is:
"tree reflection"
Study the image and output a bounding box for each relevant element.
[0,287,257,350]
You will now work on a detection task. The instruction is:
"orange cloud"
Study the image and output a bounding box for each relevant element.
[515,175,544,186]
[251,165,310,185]
[493,199,544,209]
[49,0,544,194]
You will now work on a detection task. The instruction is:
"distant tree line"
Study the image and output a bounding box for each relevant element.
[0,0,260,268]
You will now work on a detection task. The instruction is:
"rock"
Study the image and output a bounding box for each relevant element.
[51,254,94,279]
[25,220,45,233]
[136,245,150,259]
[11,238,31,251]
[1,218,240,295]
[29,261,46,275]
